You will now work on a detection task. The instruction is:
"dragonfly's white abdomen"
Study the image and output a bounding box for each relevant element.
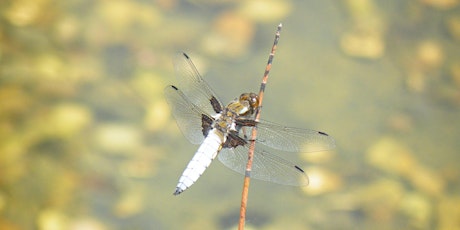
[174,128,225,195]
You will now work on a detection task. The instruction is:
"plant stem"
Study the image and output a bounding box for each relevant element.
[238,23,282,230]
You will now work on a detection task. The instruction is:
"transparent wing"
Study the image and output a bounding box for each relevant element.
[164,85,209,145]
[254,119,336,153]
[173,52,223,116]
[218,145,309,186]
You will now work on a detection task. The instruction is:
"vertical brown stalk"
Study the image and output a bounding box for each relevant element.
[238,23,282,230]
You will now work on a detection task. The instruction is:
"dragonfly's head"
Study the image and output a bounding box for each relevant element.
[238,93,259,116]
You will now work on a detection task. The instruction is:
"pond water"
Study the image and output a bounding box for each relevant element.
[1,0,459,229]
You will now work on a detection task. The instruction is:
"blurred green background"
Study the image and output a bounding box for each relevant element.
[1,0,460,229]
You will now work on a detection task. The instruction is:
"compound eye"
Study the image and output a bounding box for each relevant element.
[250,94,259,106]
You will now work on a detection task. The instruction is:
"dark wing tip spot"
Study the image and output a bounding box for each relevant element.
[294,165,305,173]
[182,52,190,59]
[318,131,329,136]
[171,85,178,90]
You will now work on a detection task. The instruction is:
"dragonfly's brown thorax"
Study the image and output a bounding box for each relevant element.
[201,93,259,149]
[217,92,258,131]
[229,93,259,117]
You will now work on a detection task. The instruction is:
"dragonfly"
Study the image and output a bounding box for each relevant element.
[165,52,336,195]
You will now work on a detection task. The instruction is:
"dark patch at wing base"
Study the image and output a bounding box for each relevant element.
[235,118,257,127]
[223,131,247,148]
[210,96,223,114]
[201,114,213,137]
